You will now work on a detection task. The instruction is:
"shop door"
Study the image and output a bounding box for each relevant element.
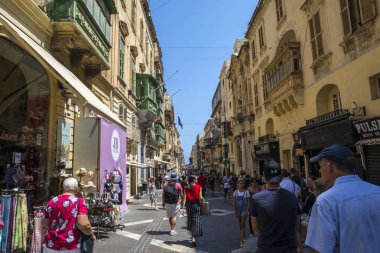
[364,144,380,186]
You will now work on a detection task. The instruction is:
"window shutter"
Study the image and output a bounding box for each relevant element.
[309,19,317,60]
[340,0,352,36]
[314,12,324,57]
[358,0,376,24]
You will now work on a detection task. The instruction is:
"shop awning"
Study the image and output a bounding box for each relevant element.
[0,10,125,128]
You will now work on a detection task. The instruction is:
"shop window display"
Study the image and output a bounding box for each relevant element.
[0,37,50,206]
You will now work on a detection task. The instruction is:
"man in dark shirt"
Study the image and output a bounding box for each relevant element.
[251,160,303,253]
[208,173,216,196]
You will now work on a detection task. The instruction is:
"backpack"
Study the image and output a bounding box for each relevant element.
[164,182,179,204]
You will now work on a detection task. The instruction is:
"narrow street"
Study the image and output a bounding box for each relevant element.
[94,189,248,253]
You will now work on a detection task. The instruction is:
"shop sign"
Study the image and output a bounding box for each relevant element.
[300,120,357,150]
[56,119,71,167]
[0,130,37,146]
[354,117,380,140]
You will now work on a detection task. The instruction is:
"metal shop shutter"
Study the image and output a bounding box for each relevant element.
[364,144,380,186]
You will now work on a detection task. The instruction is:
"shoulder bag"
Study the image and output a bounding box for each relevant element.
[77,197,94,253]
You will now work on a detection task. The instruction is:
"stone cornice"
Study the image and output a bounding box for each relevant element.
[12,0,52,37]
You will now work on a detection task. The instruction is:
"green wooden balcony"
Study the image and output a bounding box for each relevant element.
[155,123,165,146]
[47,0,116,72]
[147,138,158,150]
[137,73,159,116]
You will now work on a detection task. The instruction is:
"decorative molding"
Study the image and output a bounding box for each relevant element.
[74,4,109,61]
[13,0,52,37]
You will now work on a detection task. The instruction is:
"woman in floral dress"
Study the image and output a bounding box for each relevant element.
[43,177,95,253]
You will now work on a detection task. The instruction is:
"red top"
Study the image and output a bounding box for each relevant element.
[185,184,201,202]
[44,194,88,250]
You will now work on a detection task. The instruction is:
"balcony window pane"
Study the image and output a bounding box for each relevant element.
[87,0,93,13]
[105,23,110,42]
[100,14,105,34]
[94,3,100,24]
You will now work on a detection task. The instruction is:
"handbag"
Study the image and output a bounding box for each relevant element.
[200,201,210,216]
[81,234,94,253]
[76,197,94,253]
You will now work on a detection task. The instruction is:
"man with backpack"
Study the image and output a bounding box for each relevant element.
[162,173,183,236]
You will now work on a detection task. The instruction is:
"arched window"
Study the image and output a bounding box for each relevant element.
[316,84,342,115]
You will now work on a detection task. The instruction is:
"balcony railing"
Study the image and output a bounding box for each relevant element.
[204,138,215,149]
[306,109,350,126]
[258,134,277,143]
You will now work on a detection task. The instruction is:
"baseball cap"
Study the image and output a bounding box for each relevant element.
[310,144,355,168]
[264,160,282,183]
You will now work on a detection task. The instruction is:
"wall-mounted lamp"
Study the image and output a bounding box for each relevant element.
[61,89,76,105]
[351,102,366,116]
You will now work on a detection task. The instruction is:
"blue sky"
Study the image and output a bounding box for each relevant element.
[149,0,259,163]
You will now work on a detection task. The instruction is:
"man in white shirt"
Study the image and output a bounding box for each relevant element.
[280,169,301,199]
[223,174,231,203]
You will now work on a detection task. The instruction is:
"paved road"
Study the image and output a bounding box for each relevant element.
[94,189,247,253]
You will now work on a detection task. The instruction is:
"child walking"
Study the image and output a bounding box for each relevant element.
[148,177,159,210]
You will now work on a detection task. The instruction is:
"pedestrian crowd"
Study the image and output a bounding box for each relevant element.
[39,144,380,253]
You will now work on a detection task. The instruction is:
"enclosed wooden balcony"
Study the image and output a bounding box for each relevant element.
[47,0,117,76]
[264,42,304,116]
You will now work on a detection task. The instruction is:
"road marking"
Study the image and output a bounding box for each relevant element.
[115,230,141,240]
[210,209,234,216]
[163,217,168,220]
[143,202,162,207]
[124,219,154,227]
[151,238,192,252]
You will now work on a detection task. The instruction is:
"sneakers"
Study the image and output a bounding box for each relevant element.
[169,230,177,236]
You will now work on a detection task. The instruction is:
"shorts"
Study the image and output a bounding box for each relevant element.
[165,203,180,218]
[224,188,231,195]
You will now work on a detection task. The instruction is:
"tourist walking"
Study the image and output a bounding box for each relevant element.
[233,178,250,248]
[43,177,95,253]
[182,176,203,248]
[280,169,301,201]
[148,177,159,210]
[197,172,207,196]
[223,173,232,203]
[306,144,380,253]
[251,160,303,253]
[208,173,216,196]
[162,173,183,236]
[248,178,260,236]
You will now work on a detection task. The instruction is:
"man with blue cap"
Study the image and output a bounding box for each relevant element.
[305,144,380,253]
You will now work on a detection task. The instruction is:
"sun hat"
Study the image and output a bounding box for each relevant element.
[310,144,355,168]
[76,168,87,176]
[84,181,96,188]
[264,160,282,183]
[169,173,179,181]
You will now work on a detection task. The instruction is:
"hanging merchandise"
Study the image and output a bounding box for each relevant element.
[12,194,28,252]
[0,194,14,253]
[29,209,45,253]
[0,204,4,229]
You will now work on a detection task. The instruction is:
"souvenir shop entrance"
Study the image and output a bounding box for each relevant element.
[0,36,51,252]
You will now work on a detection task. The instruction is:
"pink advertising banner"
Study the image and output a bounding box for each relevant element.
[99,118,127,213]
